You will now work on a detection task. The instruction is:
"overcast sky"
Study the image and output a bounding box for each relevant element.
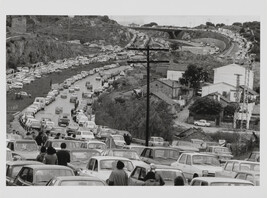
[109,16,260,27]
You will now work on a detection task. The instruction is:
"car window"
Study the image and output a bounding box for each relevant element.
[179,154,187,164]
[191,180,201,186]
[236,173,246,180]
[144,149,151,158]
[225,162,234,171]
[88,159,95,170]
[201,181,208,186]
[246,174,254,182]
[186,155,192,165]
[139,168,146,181]
[131,167,141,179]
[26,168,33,183]
[19,168,29,181]
[93,160,98,171]
[233,162,239,172]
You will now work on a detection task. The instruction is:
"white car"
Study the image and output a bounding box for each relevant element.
[76,128,95,141]
[171,152,222,181]
[95,76,101,81]
[149,136,164,146]
[79,156,134,181]
[74,86,80,91]
[194,119,211,127]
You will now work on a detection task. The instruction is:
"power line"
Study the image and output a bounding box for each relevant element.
[127,46,169,146]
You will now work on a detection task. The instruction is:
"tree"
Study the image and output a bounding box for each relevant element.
[224,103,239,117]
[189,97,223,115]
[179,64,210,91]
[232,22,242,27]
[206,22,215,27]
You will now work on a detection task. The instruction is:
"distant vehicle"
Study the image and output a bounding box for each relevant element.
[86,84,93,90]
[80,140,107,152]
[76,128,95,141]
[34,97,45,110]
[194,119,211,127]
[58,113,70,127]
[190,177,254,186]
[46,176,106,186]
[69,87,75,93]
[74,86,80,91]
[149,136,164,146]
[6,161,42,186]
[55,106,63,114]
[171,140,200,152]
[13,165,74,186]
[6,140,39,161]
[215,160,260,178]
[95,76,101,81]
[129,164,187,186]
[171,152,222,181]
[203,146,233,164]
[11,82,23,89]
[123,145,146,156]
[140,147,180,166]
[44,139,83,151]
[60,91,68,99]
[69,93,78,103]
[106,134,126,149]
[235,171,260,186]
[82,92,93,99]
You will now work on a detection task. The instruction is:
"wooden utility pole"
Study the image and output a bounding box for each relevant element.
[127,46,169,146]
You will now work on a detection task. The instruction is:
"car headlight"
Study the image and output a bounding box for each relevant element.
[202,170,209,176]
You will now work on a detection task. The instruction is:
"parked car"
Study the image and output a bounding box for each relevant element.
[215,160,260,178]
[13,165,74,186]
[140,147,180,166]
[190,177,254,186]
[60,91,68,99]
[129,164,187,186]
[46,176,106,186]
[148,136,164,146]
[235,171,260,186]
[105,134,126,149]
[194,119,211,127]
[74,86,80,91]
[76,128,95,141]
[171,152,222,181]
[34,97,45,110]
[6,161,42,186]
[123,145,146,156]
[6,140,39,161]
[58,113,70,127]
[67,149,101,174]
[203,146,233,164]
[50,127,66,138]
[171,140,199,152]
[78,156,134,181]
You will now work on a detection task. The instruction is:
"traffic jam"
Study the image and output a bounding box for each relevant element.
[6,62,259,187]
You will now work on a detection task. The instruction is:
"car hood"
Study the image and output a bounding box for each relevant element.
[13,151,39,160]
[192,165,223,173]
[68,161,88,170]
[153,158,177,166]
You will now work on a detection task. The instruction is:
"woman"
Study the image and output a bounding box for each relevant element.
[43,146,58,165]
[36,146,46,162]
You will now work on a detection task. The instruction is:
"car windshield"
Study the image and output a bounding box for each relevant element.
[192,155,220,166]
[151,137,163,142]
[88,143,106,150]
[213,147,230,153]
[240,163,260,172]
[35,169,73,183]
[156,170,181,181]
[9,166,23,178]
[100,160,134,172]
[210,182,254,186]
[130,147,145,156]
[154,149,179,160]
[15,142,38,152]
[113,150,140,160]
[60,180,105,186]
[71,151,100,162]
[81,132,93,136]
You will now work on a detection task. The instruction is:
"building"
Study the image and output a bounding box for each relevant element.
[204,92,231,108]
[213,63,254,89]
[167,63,188,81]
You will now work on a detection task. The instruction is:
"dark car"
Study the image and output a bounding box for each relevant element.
[140,147,180,166]
[13,165,74,186]
[6,140,39,161]
[58,113,70,127]
[46,176,106,186]
[67,149,101,174]
[6,161,42,186]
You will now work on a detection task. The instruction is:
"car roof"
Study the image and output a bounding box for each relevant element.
[235,171,260,175]
[91,156,131,161]
[181,152,217,157]
[6,160,42,166]
[70,148,101,153]
[192,177,254,184]
[87,140,105,144]
[22,165,74,170]
[54,176,103,181]
[146,147,178,150]
[225,160,259,164]
[8,140,36,143]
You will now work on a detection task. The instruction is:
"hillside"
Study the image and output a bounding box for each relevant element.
[6,16,132,69]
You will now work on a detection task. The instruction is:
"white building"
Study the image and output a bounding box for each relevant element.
[167,63,188,81]
[213,63,254,89]
[201,82,238,102]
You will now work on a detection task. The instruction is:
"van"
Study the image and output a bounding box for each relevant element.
[34,97,46,110]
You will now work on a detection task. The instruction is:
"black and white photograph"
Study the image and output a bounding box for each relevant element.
[1,0,266,198]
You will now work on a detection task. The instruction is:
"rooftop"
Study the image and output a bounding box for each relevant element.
[151,91,176,106]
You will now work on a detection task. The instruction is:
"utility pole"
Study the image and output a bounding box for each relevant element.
[127,46,169,146]
[233,74,242,129]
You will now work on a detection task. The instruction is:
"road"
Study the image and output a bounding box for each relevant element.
[34,65,129,129]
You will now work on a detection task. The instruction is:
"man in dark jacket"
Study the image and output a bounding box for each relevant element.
[56,143,70,166]
[35,132,43,146]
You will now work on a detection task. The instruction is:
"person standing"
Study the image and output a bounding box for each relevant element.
[35,132,44,146]
[174,176,185,186]
[107,161,128,186]
[56,143,70,166]
[36,146,46,162]
[43,147,58,165]
[147,164,165,186]
[143,171,159,186]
